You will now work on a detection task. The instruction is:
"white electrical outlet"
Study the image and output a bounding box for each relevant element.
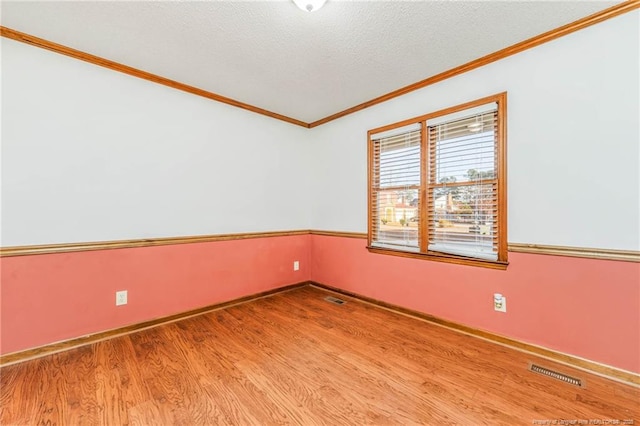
[116,290,128,306]
[293,261,300,271]
[494,294,507,313]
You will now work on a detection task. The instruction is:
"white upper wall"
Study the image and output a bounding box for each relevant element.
[309,10,640,251]
[2,11,639,250]
[1,38,311,246]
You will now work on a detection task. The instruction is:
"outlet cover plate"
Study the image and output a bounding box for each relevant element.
[116,290,128,306]
[495,297,507,313]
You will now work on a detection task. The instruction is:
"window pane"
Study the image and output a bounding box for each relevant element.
[428,184,497,260]
[373,188,419,250]
[378,134,421,188]
[368,95,506,266]
[433,113,496,184]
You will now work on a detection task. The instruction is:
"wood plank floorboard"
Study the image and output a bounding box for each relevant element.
[1,285,638,425]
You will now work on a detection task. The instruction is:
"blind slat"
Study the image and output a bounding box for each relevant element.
[371,103,500,262]
[427,108,498,259]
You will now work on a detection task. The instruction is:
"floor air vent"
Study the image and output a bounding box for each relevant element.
[324,296,346,305]
[529,363,584,387]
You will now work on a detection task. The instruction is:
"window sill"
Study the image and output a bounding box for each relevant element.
[366,246,508,270]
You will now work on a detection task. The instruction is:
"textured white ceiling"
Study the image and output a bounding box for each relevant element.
[1,1,621,123]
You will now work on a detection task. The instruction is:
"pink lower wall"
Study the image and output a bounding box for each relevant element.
[0,234,310,355]
[2,232,638,375]
[310,235,640,374]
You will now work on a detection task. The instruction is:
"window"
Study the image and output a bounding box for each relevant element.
[368,93,507,269]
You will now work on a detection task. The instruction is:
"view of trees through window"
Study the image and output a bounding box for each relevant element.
[375,169,494,247]
[374,122,496,256]
[369,95,505,265]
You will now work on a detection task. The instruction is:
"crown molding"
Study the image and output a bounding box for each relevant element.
[308,0,640,127]
[2,1,637,128]
[0,26,309,128]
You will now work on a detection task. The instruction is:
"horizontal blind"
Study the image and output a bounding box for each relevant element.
[371,126,421,251]
[427,108,498,261]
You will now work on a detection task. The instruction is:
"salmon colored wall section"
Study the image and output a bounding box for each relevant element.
[2,232,638,374]
[310,235,640,374]
[0,234,310,355]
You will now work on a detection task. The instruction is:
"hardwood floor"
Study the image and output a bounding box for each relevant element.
[1,285,638,425]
